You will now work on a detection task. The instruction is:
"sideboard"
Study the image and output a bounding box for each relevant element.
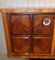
[0,9,55,59]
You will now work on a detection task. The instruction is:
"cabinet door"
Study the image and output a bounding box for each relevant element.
[7,13,32,55]
[33,14,54,54]
[33,14,54,35]
[8,14,31,35]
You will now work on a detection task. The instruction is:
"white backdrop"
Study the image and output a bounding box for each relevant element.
[0,0,55,9]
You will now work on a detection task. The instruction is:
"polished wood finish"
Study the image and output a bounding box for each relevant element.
[33,37,52,54]
[33,14,54,35]
[1,9,55,13]
[33,14,54,54]
[1,9,55,58]
[12,36,31,53]
[8,14,31,35]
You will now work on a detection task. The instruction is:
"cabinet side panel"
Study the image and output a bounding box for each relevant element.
[2,13,12,57]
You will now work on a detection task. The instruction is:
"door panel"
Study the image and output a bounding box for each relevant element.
[12,36,31,53]
[10,14,31,35]
[33,35,52,54]
[33,14,54,35]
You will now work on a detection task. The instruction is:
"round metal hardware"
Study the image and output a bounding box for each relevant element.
[43,18,51,26]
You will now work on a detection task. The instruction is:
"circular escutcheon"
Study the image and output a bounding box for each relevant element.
[43,18,51,26]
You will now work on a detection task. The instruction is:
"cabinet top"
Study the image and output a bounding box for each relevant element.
[0,9,55,13]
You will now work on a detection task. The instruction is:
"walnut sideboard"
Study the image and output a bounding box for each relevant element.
[1,9,55,58]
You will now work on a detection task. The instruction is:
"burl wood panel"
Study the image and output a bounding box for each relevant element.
[10,14,31,35]
[33,14,54,35]
[12,36,31,53]
[33,36,52,54]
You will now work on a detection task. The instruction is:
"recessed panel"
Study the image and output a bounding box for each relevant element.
[33,35,53,54]
[12,36,31,53]
[9,14,31,35]
[33,14,54,35]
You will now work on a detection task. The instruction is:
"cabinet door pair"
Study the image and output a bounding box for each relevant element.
[7,13,54,55]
